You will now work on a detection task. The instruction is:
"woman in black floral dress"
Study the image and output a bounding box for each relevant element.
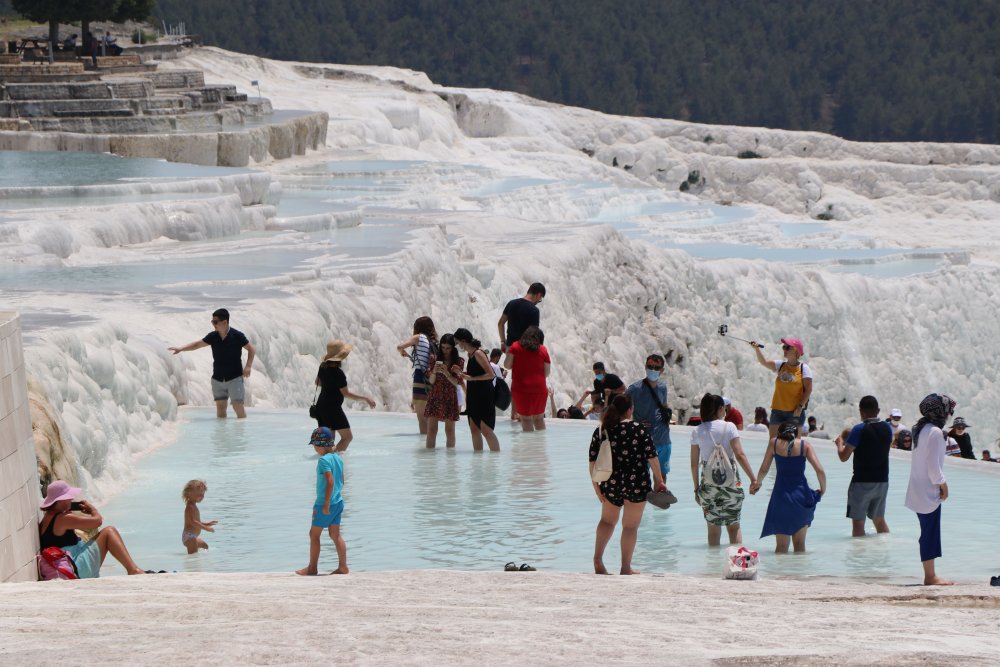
[589,394,665,575]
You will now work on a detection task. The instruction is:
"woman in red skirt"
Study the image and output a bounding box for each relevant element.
[503,326,550,432]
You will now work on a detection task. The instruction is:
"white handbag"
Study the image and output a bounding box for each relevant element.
[591,428,613,483]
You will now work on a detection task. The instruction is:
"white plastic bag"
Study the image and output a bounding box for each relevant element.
[723,545,759,580]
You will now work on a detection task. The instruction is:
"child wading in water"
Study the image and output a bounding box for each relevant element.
[297,427,348,575]
[182,479,218,553]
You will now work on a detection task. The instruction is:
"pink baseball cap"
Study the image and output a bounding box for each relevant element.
[780,338,804,355]
[40,480,81,509]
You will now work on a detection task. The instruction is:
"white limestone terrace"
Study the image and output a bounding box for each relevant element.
[0,56,328,166]
[5,46,1000,499]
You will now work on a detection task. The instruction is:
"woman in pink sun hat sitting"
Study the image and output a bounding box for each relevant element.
[748,336,813,441]
[38,480,146,577]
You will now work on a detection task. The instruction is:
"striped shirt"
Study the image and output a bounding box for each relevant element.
[412,334,434,371]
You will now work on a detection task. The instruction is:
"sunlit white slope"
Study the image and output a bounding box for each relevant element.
[17,47,1000,496]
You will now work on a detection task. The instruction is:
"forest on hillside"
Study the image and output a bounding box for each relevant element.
[141,2,998,143]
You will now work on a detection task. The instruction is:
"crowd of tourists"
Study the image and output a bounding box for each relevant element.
[36,292,971,585]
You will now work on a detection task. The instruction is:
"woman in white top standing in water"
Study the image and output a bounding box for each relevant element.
[690,393,758,546]
[904,393,955,586]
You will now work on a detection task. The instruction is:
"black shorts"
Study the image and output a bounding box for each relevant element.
[317,407,350,431]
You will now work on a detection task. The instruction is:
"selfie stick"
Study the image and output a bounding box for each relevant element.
[718,324,764,348]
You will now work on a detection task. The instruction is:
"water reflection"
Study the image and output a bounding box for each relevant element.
[99,411,1000,582]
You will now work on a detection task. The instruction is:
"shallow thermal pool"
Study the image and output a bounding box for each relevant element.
[0,151,251,189]
[100,410,1000,582]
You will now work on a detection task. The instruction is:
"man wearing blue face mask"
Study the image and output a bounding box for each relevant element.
[592,361,606,393]
[626,354,677,503]
[577,361,607,414]
[578,361,623,413]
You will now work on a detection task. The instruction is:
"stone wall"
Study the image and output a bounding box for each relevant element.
[125,44,187,62]
[146,69,206,89]
[0,312,39,583]
[0,63,85,76]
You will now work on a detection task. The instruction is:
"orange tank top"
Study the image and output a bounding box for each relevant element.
[771,362,806,411]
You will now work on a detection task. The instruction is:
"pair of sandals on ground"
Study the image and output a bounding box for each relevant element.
[504,562,536,571]
[501,487,680,572]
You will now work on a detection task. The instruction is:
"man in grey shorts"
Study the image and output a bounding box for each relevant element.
[835,395,893,536]
[169,308,256,418]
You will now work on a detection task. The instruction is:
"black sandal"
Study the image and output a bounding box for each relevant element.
[519,563,536,571]
[504,562,518,571]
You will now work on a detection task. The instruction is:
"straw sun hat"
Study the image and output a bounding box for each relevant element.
[323,340,353,363]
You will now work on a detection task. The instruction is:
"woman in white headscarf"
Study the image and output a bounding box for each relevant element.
[904,393,955,586]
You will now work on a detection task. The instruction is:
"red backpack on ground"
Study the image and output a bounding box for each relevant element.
[38,546,79,580]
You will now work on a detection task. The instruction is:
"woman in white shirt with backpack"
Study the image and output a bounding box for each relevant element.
[690,393,758,546]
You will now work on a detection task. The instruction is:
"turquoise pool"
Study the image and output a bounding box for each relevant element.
[99,410,1000,581]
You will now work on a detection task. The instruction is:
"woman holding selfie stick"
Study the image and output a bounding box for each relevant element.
[749,336,813,440]
[38,480,146,577]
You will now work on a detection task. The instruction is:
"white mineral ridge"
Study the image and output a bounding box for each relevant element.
[10,46,1000,497]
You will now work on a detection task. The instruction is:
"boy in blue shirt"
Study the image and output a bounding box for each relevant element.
[296,427,348,575]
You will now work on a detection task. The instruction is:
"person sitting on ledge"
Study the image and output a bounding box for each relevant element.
[103,33,123,56]
[38,480,146,577]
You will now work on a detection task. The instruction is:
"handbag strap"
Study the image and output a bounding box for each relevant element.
[473,349,493,378]
[643,380,667,412]
[311,385,320,404]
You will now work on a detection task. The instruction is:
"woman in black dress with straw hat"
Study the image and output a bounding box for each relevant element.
[314,339,376,451]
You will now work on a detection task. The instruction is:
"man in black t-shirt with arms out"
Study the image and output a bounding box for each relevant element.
[835,395,892,536]
[497,282,545,352]
[170,308,256,419]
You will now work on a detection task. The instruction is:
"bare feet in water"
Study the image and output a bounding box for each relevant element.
[330,567,349,575]
[594,558,610,575]
[295,567,318,576]
[620,568,640,575]
[924,576,954,586]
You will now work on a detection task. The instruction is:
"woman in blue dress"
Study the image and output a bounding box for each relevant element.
[750,421,827,553]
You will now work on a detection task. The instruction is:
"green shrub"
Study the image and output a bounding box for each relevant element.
[687,169,700,184]
[737,150,761,159]
[131,30,159,44]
